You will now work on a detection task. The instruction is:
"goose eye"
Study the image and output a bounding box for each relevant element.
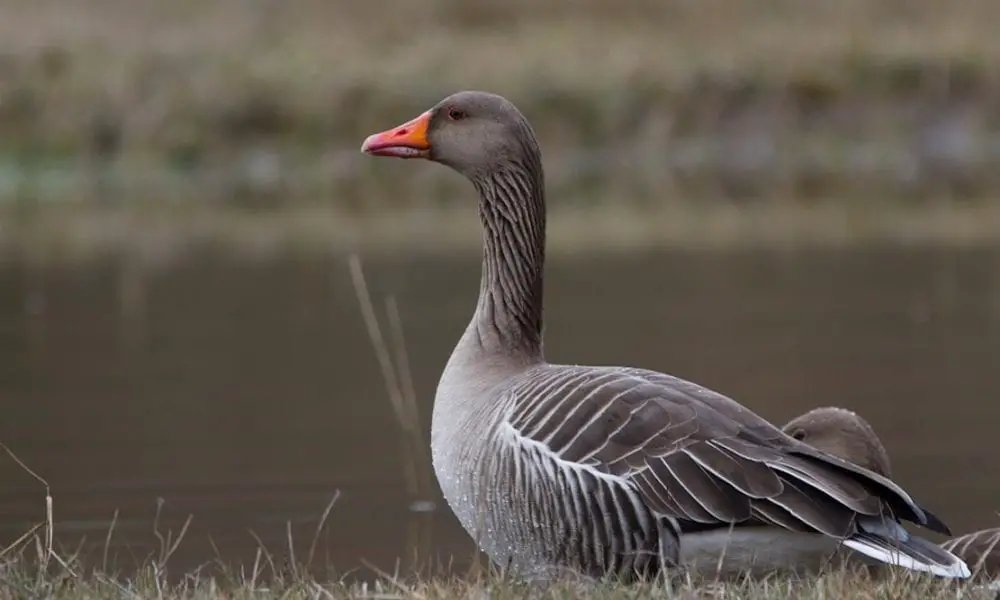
[447,108,466,121]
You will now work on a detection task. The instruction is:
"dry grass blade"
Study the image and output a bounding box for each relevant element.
[0,441,76,577]
[151,497,194,572]
[384,298,422,439]
[287,520,299,580]
[306,491,341,569]
[360,558,424,600]
[248,528,279,580]
[348,254,437,567]
[311,581,336,599]
[383,295,433,494]
[103,508,119,573]
[346,254,410,439]
[251,546,264,591]
[0,522,43,560]
[346,254,434,495]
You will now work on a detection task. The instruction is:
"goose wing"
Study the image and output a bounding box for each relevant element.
[502,364,947,538]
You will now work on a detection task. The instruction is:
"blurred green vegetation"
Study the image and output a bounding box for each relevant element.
[2,0,1000,256]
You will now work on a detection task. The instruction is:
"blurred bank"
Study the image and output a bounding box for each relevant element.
[2,0,1000,261]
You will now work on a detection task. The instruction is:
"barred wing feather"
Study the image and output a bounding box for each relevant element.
[502,364,969,578]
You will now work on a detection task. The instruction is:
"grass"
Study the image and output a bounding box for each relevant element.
[1,439,998,600]
[1,440,996,600]
[0,560,997,600]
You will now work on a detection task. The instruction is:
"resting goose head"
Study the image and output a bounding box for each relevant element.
[783,406,893,478]
[783,406,1000,580]
[360,91,537,181]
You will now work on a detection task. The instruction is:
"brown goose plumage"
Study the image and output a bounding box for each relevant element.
[785,406,1000,580]
[360,91,969,583]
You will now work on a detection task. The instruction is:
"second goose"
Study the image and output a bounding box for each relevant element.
[360,91,970,583]
[785,406,1000,580]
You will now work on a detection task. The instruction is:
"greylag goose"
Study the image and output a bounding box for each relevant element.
[359,90,970,583]
[785,406,1000,580]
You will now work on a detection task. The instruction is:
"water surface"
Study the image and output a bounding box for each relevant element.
[1,243,999,578]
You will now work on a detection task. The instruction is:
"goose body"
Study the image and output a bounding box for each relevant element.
[360,91,970,583]
[784,406,1000,580]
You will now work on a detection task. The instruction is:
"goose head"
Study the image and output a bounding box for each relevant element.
[783,406,893,478]
[360,91,539,181]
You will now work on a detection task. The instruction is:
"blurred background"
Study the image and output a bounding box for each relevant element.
[2,0,1000,582]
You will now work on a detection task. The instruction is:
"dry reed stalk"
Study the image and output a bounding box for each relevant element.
[347,254,436,570]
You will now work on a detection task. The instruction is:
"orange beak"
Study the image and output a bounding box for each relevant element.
[360,110,432,159]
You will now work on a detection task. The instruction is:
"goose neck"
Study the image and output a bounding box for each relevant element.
[469,162,547,361]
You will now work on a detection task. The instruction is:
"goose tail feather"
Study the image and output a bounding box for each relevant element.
[843,532,971,579]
